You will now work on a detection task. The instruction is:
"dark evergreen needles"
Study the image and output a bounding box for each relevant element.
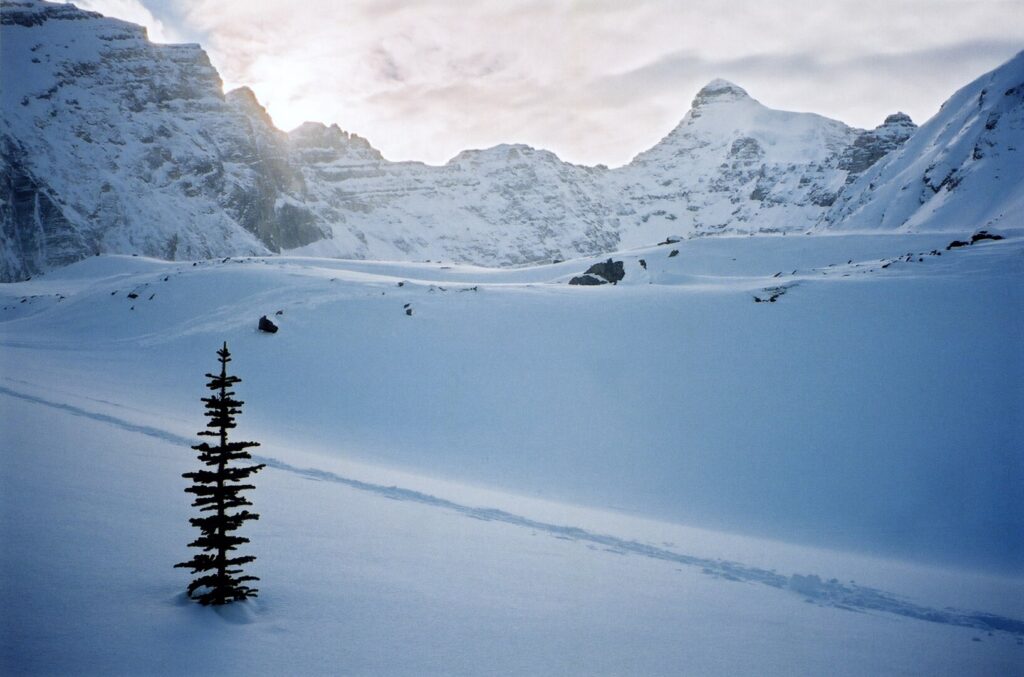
[175,342,265,605]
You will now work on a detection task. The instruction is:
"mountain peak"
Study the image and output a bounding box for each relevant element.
[1,0,102,27]
[287,121,383,160]
[882,112,914,127]
[692,79,751,108]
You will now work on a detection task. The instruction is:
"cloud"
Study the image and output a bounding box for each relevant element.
[591,38,1024,119]
[88,0,1024,166]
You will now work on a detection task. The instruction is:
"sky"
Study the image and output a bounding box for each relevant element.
[75,0,1024,167]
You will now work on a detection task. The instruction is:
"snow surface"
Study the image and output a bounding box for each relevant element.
[2,232,1022,674]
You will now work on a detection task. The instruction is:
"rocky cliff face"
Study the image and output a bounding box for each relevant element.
[284,137,617,265]
[0,0,325,280]
[7,0,986,281]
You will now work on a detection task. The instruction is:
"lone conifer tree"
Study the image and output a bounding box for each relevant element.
[175,342,266,605]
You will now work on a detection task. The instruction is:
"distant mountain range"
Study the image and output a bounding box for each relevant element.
[1,0,1021,281]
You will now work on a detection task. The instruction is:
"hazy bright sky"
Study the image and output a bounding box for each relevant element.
[77,0,1023,166]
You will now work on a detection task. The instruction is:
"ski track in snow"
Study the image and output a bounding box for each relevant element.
[4,381,1022,638]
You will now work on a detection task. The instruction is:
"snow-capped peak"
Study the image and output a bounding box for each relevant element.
[692,78,751,107]
[882,112,914,127]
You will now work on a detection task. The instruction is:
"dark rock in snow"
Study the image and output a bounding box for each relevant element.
[668,249,679,258]
[258,315,278,333]
[971,230,1004,243]
[639,259,647,270]
[405,307,413,316]
[569,274,606,286]
[947,231,1003,251]
[584,258,625,284]
[754,285,788,303]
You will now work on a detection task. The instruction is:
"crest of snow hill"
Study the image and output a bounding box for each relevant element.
[1,0,1022,281]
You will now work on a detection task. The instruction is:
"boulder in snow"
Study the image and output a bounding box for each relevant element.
[569,275,606,286]
[258,315,278,333]
[583,258,625,284]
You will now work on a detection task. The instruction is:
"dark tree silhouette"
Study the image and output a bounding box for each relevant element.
[175,342,265,605]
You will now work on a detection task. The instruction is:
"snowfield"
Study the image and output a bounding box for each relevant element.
[1,231,1022,674]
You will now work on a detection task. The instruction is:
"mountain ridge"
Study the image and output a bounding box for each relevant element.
[2,0,1020,281]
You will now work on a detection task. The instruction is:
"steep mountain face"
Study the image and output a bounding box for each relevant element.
[0,0,325,281]
[282,129,617,265]
[3,0,976,281]
[823,51,1024,232]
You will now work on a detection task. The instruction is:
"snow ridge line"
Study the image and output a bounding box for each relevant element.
[2,383,1021,637]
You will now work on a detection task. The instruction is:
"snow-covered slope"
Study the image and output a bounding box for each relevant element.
[2,232,1021,571]
[824,50,1024,232]
[2,231,1022,673]
[1,0,925,281]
